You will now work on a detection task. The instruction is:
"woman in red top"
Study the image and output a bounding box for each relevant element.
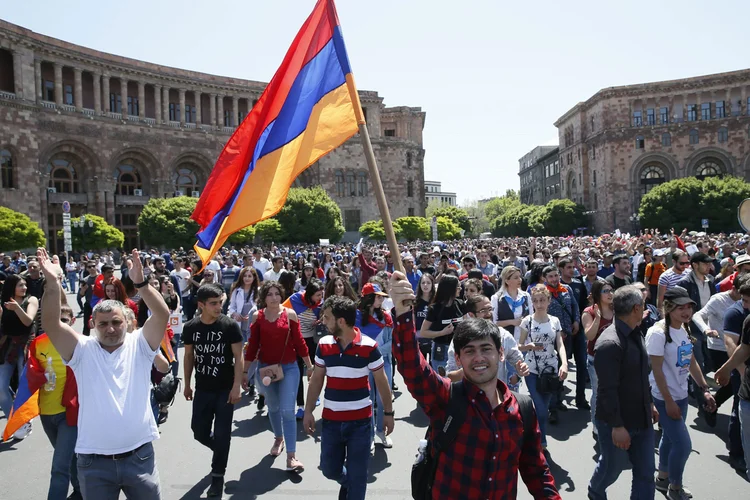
[581,280,614,438]
[104,278,138,317]
[244,281,313,473]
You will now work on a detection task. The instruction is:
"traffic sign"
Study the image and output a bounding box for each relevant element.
[62,201,70,213]
[62,212,72,252]
[64,243,72,252]
[701,218,709,229]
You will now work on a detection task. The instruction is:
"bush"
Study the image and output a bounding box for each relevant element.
[394,216,430,241]
[275,187,345,243]
[138,196,200,249]
[0,206,46,251]
[58,214,124,250]
[228,226,256,245]
[436,216,462,240]
[254,218,283,243]
[359,219,402,241]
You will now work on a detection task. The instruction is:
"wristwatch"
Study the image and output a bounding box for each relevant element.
[383,410,395,417]
[134,279,149,289]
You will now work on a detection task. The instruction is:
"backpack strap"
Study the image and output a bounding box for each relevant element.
[511,390,535,445]
[433,381,468,454]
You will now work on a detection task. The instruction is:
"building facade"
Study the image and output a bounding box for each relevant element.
[0,20,426,252]
[424,180,456,206]
[518,145,560,205]
[555,69,750,233]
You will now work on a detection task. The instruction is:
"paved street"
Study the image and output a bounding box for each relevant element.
[0,291,747,499]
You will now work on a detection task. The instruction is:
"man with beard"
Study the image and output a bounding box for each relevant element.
[303,296,393,500]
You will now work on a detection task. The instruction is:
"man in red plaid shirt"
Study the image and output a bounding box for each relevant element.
[389,271,561,499]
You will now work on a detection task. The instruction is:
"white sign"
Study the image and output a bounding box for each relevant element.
[319,239,330,246]
[62,213,72,252]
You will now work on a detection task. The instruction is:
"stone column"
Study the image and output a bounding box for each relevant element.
[121,78,129,118]
[195,91,202,125]
[93,72,102,114]
[682,94,688,121]
[726,89,732,116]
[53,63,63,107]
[102,74,110,113]
[232,96,239,127]
[668,96,675,123]
[138,81,145,119]
[179,89,186,126]
[210,93,217,127]
[742,87,747,116]
[34,59,42,103]
[73,68,83,111]
[163,86,170,121]
[12,50,24,99]
[154,84,162,123]
[217,95,224,127]
[696,92,702,120]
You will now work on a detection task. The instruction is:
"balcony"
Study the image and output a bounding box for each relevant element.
[144,118,156,125]
[184,122,196,129]
[41,100,55,109]
[222,126,234,133]
[107,111,122,119]
[168,121,180,128]
[61,104,75,112]
[82,108,94,116]
[48,192,88,205]
[115,194,149,206]
[0,90,16,100]
[127,115,140,122]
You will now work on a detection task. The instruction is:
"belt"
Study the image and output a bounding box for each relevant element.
[92,444,143,460]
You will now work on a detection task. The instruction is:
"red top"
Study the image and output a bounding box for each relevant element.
[584,305,613,356]
[719,272,736,293]
[246,308,309,364]
[358,253,377,290]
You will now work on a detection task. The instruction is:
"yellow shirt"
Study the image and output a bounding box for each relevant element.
[33,335,67,415]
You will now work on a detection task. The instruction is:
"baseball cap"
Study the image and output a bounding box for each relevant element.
[664,286,696,306]
[689,252,714,264]
[361,283,388,297]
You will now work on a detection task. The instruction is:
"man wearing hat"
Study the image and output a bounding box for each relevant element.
[597,252,615,279]
[605,254,633,291]
[676,253,716,378]
[718,254,750,293]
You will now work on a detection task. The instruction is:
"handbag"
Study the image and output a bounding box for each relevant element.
[529,319,561,395]
[258,310,292,384]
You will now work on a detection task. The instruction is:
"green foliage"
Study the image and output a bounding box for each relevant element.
[359,219,402,241]
[491,204,544,237]
[436,216,463,240]
[228,226,256,245]
[427,206,471,233]
[138,196,200,249]
[461,201,490,236]
[59,214,124,250]
[254,218,283,243]
[535,199,588,235]
[394,216,430,241]
[0,206,46,251]
[639,176,750,232]
[484,190,521,222]
[275,187,345,243]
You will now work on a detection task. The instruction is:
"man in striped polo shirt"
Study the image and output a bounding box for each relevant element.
[656,249,689,309]
[303,296,394,500]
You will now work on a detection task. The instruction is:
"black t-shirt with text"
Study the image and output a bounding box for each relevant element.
[739,315,750,401]
[425,299,465,345]
[183,314,243,392]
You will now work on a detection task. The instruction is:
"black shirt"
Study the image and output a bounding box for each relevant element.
[183,314,243,392]
[605,273,633,291]
[418,265,436,276]
[425,299,465,345]
[739,315,750,401]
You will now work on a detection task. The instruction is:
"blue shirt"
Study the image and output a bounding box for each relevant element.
[723,301,748,337]
[597,266,614,279]
[406,269,422,292]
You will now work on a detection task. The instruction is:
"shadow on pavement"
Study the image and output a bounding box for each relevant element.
[224,454,303,499]
[178,473,212,499]
[399,405,429,428]
[367,445,393,484]
[546,406,590,442]
[545,451,575,494]
[232,412,271,439]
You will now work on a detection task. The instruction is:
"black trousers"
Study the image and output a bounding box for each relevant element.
[191,389,235,476]
[82,302,92,337]
[296,337,317,407]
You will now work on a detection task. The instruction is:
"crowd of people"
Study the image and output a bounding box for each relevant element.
[0,227,749,498]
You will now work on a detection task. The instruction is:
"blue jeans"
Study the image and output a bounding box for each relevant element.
[431,342,449,372]
[67,271,78,294]
[368,355,392,436]
[77,441,161,499]
[0,348,25,417]
[587,355,598,430]
[40,412,79,500]
[262,362,300,453]
[588,420,655,500]
[321,418,372,500]
[738,398,750,479]
[653,398,690,487]
[525,373,552,447]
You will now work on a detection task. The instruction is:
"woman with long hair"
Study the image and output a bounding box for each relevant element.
[323,275,358,302]
[294,264,314,293]
[295,256,307,273]
[228,267,260,344]
[646,288,716,499]
[322,253,334,276]
[0,274,39,438]
[325,265,341,284]
[282,279,324,418]
[518,284,568,451]
[493,266,533,342]
[349,257,361,291]
[414,273,436,360]
[581,280,614,435]
[158,276,180,312]
[419,274,464,373]
[245,281,312,473]
[277,271,297,302]
[311,258,325,280]
[104,278,138,316]
[356,282,394,449]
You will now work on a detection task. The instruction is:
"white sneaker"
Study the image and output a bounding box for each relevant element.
[12,422,32,440]
[376,431,393,448]
[370,440,375,455]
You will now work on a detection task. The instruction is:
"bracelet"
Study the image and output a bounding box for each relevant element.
[383,410,395,417]
[134,279,149,289]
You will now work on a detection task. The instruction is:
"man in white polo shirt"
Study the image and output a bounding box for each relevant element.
[38,247,169,500]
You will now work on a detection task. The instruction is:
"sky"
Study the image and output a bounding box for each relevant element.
[6,0,750,204]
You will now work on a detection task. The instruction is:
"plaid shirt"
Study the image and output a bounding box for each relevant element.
[392,312,560,500]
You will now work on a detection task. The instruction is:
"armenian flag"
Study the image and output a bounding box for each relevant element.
[192,0,364,266]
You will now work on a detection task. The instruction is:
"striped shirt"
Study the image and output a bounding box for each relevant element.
[658,268,687,289]
[315,329,383,421]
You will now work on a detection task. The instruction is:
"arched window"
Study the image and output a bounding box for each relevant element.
[640,164,666,195]
[0,149,13,188]
[335,170,345,197]
[173,165,200,194]
[46,157,80,194]
[689,129,699,145]
[718,127,728,143]
[696,160,723,180]
[115,163,143,196]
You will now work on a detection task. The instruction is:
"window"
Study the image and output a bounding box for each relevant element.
[347,172,356,196]
[554,160,559,174]
[633,111,642,126]
[0,149,13,188]
[110,93,122,113]
[687,104,697,121]
[593,170,597,186]
[701,102,711,120]
[689,129,699,145]
[594,192,598,209]
[185,104,194,123]
[64,85,73,106]
[640,164,666,195]
[407,179,414,197]
[46,157,80,194]
[590,116,595,132]
[115,163,143,196]
[718,127,728,143]
[384,129,396,137]
[646,108,655,126]
[335,170,345,197]
[223,109,231,127]
[173,165,200,193]
[408,208,415,217]
[696,161,722,179]
[716,100,726,118]
[406,152,412,167]
[662,132,671,147]
[344,210,361,232]
[169,103,180,121]
[362,107,368,122]
[357,172,367,196]
[635,135,644,149]
[127,96,139,117]
[43,80,54,101]
[592,144,596,159]
[660,106,669,124]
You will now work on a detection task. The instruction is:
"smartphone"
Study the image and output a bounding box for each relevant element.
[532,342,545,347]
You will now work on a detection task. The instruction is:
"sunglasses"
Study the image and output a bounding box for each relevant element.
[602,289,614,294]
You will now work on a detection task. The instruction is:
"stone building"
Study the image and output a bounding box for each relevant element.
[518,145,560,205]
[0,20,426,252]
[555,69,750,233]
[424,180,457,206]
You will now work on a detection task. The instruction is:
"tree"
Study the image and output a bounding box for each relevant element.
[275,187,345,243]
[534,199,588,236]
[462,201,490,236]
[639,176,750,232]
[254,218,283,243]
[484,190,521,222]
[0,206,45,251]
[436,216,462,240]
[138,196,200,249]
[228,226,256,245]
[427,205,472,233]
[394,216,430,241]
[359,219,402,241]
[59,214,124,250]
[491,204,544,237]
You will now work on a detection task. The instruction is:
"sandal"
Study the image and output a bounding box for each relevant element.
[286,456,304,473]
[270,437,285,457]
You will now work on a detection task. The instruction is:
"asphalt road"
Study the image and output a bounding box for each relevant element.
[0,290,747,499]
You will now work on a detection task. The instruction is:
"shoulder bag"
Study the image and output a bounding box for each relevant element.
[259,309,292,383]
[529,318,561,395]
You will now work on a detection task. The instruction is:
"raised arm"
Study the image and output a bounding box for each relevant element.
[128,250,169,351]
[37,248,79,361]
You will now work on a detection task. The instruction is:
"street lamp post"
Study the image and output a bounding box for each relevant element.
[629,212,641,233]
[73,215,94,253]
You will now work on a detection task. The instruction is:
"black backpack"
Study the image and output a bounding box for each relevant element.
[411,381,535,500]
